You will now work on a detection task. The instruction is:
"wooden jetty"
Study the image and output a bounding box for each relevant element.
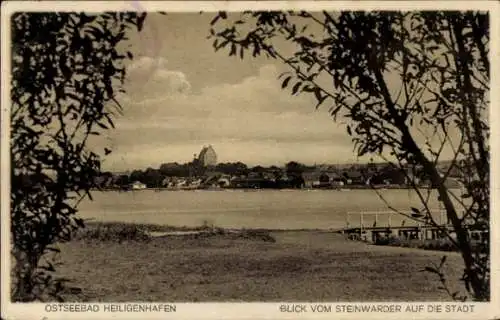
[342,210,453,243]
[339,211,488,247]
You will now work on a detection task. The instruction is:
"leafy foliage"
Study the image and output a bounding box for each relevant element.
[210,11,489,301]
[10,12,146,302]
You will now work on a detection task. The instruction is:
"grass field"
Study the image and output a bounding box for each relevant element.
[51,222,466,302]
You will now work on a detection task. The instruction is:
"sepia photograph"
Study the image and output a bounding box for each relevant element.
[1,1,497,318]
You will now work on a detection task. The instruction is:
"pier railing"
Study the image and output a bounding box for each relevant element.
[345,210,450,241]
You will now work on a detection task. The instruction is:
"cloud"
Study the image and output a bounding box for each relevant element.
[197,64,315,115]
[107,113,350,147]
[99,63,355,170]
[127,56,168,73]
[124,56,191,103]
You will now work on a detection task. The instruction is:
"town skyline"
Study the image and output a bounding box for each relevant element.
[107,144,456,175]
[105,143,386,173]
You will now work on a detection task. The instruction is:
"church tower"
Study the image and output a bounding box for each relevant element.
[197,145,217,167]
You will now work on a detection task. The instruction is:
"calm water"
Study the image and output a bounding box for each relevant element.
[77,189,458,230]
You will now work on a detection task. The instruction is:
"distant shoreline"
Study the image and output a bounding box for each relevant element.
[92,185,458,192]
[82,220,342,233]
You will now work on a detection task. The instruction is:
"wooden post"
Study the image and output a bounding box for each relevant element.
[375,213,378,227]
[388,213,391,228]
[360,213,364,240]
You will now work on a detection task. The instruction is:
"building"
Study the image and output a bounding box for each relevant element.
[230,176,276,189]
[302,171,322,188]
[341,171,365,185]
[130,181,147,190]
[217,176,231,187]
[197,145,217,167]
[302,171,341,188]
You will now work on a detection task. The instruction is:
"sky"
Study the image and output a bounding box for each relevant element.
[92,12,463,172]
[94,12,360,172]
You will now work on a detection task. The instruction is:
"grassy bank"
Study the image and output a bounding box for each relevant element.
[44,221,468,302]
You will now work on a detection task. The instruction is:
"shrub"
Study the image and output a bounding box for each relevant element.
[374,234,399,245]
[236,229,276,243]
[375,236,458,253]
[73,222,150,242]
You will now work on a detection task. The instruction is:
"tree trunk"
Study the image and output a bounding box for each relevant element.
[402,128,487,300]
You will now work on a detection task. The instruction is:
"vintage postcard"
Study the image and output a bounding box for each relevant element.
[1,1,499,319]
